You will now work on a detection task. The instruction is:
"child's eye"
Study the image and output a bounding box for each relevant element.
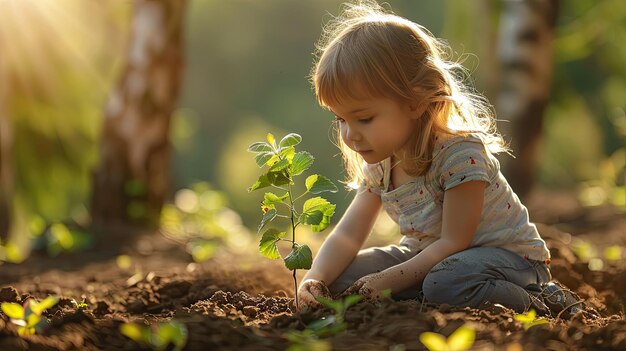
[359,117,374,124]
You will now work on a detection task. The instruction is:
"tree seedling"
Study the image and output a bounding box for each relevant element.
[120,320,187,351]
[248,133,338,307]
[419,324,475,351]
[1,295,59,336]
[514,309,549,330]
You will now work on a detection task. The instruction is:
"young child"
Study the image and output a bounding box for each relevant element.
[298,0,582,317]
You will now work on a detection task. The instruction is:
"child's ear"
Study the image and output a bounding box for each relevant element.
[408,102,427,119]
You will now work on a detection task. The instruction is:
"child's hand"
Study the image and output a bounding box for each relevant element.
[341,273,386,302]
[297,279,332,311]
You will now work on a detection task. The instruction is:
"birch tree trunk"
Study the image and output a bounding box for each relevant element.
[0,50,13,243]
[496,0,559,198]
[91,0,186,230]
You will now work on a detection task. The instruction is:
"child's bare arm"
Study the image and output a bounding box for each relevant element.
[298,189,381,307]
[344,180,486,298]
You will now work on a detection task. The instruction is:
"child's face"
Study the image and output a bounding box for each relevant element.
[329,95,418,164]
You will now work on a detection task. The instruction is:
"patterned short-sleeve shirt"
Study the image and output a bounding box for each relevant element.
[359,133,551,263]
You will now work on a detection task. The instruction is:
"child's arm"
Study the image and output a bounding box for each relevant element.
[343,180,486,298]
[298,189,381,306]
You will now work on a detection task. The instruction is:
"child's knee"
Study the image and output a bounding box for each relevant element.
[422,258,470,304]
[422,270,447,303]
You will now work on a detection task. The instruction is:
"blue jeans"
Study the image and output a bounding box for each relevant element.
[328,245,551,313]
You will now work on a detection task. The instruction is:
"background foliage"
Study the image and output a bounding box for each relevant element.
[1,0,623,257]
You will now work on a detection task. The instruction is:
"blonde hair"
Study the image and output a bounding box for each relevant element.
[311,1,508,188]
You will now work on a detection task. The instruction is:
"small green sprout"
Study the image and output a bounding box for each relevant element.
[286,295,361,350]
[419,324,475,351]
[120,320,187,351]
[71,298,88,309]
[248,133,338,307]
[1,295,59,336]
[307,294,363,337]
[514,309,549,330]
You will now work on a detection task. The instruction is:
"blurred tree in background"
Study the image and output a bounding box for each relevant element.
[495,0,559,198]
[0,0,623,262]
[91,0,186,232]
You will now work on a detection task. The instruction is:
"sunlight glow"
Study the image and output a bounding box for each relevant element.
[0,0,124,100]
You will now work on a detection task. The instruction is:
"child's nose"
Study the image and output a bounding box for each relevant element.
[344,125,361,142]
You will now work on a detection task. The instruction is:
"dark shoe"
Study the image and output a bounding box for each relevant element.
[524,283,551,316]
[540,282,584,319]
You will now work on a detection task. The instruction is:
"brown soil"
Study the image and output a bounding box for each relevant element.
[1,193,625,351]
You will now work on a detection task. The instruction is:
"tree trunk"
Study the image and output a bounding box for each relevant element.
[0,48,13,243]
[496,0,559,198]
[91,0,186,231]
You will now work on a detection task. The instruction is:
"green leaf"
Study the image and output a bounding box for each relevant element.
[259,229,286,259]
[1,302,24,319]
[247,142,273,153]
[514,309,548,330]
[419,332,448,351]
[30,296,59,315]
[267,171,292,187]
[279,146,296,163]
[301,197,336,232]
[307,314,337,331]
[263,192,289,206]
[254,152,273,167]
[305,174,338,194]
[302,210,324,226]
[278,133,302,148]
[448,325,475,351]
[514,309,536,323]
[343,294,363,308]
[258,208,277,232]
[17,326,35,336]
[269,158,290,172]
[302,197,332,215]
[248,174,271,192]
[291,151,314,176]
[267,133,276,146]
[315,296,342,312]
[120,323,144,342]
[266,154,280,167]
[284,244,312,270]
